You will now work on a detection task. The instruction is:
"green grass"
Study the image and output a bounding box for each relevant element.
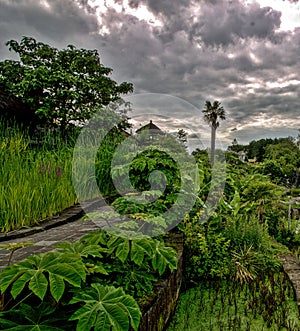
[0,122,127,232]
[0,125,77,232]
[167,273,300,331]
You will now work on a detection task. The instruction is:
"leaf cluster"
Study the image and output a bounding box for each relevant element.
[79,230,178,297]
[109,147,200,235]
[0,229,178,330]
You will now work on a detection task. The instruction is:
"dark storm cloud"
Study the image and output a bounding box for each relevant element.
[125,0,282,47]
[130,0,192,15]
[193,1,282,47]
[0,0,99,58]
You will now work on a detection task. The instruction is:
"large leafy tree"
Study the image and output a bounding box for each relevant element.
[0,36,133,131]
[264,137,300,173]
[202,100,226,167]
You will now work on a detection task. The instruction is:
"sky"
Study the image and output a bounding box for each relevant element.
[0,0,300,149]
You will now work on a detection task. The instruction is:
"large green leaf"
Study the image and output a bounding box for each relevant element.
[0,259,33,294]
[115,240,130,263]
[0,251,86,302]
[53,241,103,258]
[151,240,178,276]
[28,271,48,300]
[107,236,130,263]
[69,284,141,331]
[80,230,108,246]
[48,274,65,303]
[10,272,33,299]
[0,303,66,331]
[130,239,152,266]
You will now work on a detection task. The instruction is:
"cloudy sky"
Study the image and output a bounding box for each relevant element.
[1,0,300,149]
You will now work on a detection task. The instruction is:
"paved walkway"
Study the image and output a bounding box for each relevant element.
[0,199,113,269]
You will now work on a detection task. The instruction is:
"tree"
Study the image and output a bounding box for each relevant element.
[227,138,245,153]
[0,36,133,131]
[264,137,300,175]
[202,100,226,167]
[176,128,188,145]
[232,138,238,146]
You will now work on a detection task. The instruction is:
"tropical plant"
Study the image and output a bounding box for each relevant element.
[202,100,226,167]
[52,241,108,276]
[108,145,199,235]
[77,230,178,297]
[182,211,232,281]
[0,251,86,305]
[0,302,69,330]
[239,173,281,222]
[231,244,262,284]
[69,284,141,331]
[0,233,149,330]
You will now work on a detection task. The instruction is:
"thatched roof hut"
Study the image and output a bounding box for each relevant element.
[136,120,163,134]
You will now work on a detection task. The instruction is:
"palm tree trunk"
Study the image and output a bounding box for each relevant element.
[210,126,216,167]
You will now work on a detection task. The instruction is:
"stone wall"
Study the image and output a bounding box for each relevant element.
[138,233,183,331]
[278,253,300,314]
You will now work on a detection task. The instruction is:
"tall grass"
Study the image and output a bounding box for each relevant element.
[168,273,300,331]
[0,123,77,232]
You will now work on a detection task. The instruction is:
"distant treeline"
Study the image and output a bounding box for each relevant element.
[226,136,300,187]
[228,136,300,163]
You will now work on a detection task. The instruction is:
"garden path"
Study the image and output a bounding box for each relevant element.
[2,200,300,314]
[0,198,114,270]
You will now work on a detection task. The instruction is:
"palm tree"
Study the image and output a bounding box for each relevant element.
[202,100,226,167]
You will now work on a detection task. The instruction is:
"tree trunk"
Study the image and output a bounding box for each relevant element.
[210,126,216,167]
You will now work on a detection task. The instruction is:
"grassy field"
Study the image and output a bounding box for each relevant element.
[167,273,300,331]
[0,125,77,232]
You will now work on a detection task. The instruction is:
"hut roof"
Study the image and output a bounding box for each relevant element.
[135,120,163,134]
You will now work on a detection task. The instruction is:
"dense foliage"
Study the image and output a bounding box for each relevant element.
[0,230,178,330]
[183,169,283,282]
[92,130,202,237]
[0,36,133,131]
[227,136,300,186]
[170,146,300,329]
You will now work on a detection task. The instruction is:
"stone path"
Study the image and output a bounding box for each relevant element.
[0,198,113,269]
